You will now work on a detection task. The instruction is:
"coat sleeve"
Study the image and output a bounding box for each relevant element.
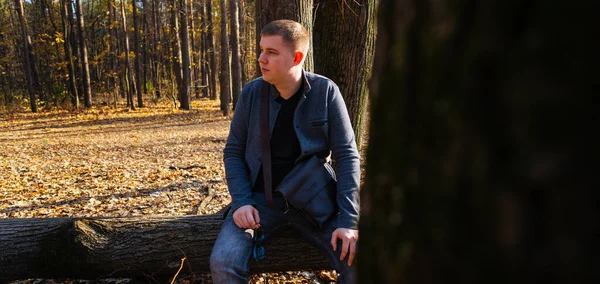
[223,85,257,213]
[327,83,361,230]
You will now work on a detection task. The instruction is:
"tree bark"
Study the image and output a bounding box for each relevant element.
[61,0,79,109]
[170,0,183,107]
[132,0,144,107]
[75,0,93,108]
[206,0,218,100]
[359,0,597,283]
[313,0,378,150]
[255,0,313,77]
[14,0,37,112]
[179,0,191,110]
[229,0,242,110]
[0,213,330,282]
[219,0,231,116]
[120,0,136,110]
[151,0,162,98]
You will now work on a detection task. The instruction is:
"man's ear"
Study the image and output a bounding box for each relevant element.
[293,51,305,66]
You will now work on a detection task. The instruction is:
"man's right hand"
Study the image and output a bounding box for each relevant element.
[232,205,261,229]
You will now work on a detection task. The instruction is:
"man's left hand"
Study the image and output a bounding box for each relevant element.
[331,228,359,266]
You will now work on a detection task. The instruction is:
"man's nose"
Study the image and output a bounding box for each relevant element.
[258,53,267,64]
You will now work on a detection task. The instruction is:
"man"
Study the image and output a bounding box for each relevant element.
[210,19,360,283]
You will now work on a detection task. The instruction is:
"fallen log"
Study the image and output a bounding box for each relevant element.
[0,209,330,282]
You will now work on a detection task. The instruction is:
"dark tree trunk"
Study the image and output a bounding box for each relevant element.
[61,0,79,109]
[179,0,191,110]
[219,0,231,116]
[0,213,330,282]
[313,0,378,150]
[229,0,242,110]
[170,0,183,106]
[206,0,218,100]
[152,0,161,98]
[120,0,136,110]
[255,0,313,77]
[75,0,93,108]
[132,0,144,107]
[359,1,598,283]
[142,0,149,95]
[14,0,37,112]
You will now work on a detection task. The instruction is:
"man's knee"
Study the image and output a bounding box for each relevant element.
[210,245,229,272]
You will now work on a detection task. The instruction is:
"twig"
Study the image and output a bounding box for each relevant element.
[170,257,186,284]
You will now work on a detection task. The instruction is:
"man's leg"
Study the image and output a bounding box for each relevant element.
[210,194,286,283]
[288,212,356,284]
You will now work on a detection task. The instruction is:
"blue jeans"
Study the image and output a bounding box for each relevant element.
[210,193,355,283]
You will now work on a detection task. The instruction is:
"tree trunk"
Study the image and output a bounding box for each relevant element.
[170,0,183,107]
[255,0,313,77]
[313,0,378,150]
[120,0,136,110]
[206,0,218,100]
[152,0,161,98]
[14,0,37,113]
[199,0,208,98]
[219,0,231,116]
[229,0,242,110]
[179,0,191,110]
[132,0,144,107]
[189,0,199,99]
[0,213,330,282]
[75,0,93,108]
[359,1,597,283]
[61,0,79,109]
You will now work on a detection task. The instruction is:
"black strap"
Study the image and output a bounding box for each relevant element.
[260,81,275,209]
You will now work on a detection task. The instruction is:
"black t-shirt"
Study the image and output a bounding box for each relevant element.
[253,85,303,193]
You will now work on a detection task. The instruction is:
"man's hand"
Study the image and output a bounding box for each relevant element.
[331,228,359,266]
[232,205,261,229]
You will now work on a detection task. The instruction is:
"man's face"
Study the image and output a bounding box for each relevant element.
[258,35,297,85]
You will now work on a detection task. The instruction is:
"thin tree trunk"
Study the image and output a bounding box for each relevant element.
[75,0,93,108]
[219,0,231,116]
[255,0,313,77]
[61,0,79,109]
[120,0,136,110]
[179,0,191,110]
[205,0,217,100]
[360,1,598,283]
[313,0,378,150]
[152,0,161,98]
[229,0,242,110]
[142,0,149,95]
[14,0,37,112]
[200,0,208,98]
[132,0,143,107]
[189,0,199,98]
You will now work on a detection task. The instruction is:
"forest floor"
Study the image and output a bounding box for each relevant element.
[0,99,339,283]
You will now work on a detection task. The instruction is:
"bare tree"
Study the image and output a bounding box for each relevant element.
[75,0,92,108]
[179,0,191,110]
[14,0,37,112]
[206,0,218,100]
[219,0,231,116]
[120,0,136,110]
[229,0,242,109]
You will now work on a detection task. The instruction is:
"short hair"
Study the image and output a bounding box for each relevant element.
[261,20,309,54]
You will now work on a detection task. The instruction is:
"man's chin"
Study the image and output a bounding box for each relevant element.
[261,75,273,84]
